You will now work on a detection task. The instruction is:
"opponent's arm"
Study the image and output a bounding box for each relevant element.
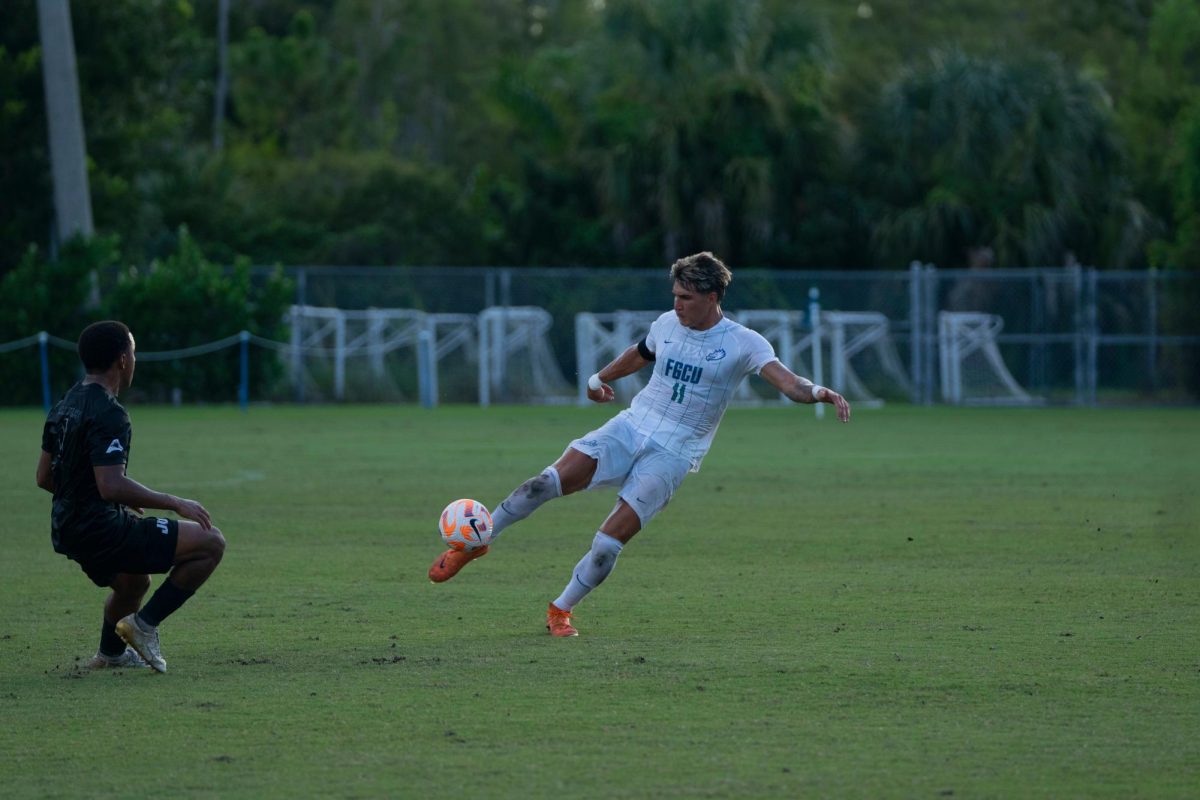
[587,343,652,403]
[36,450,54,493]
[93,465,212,529]
[759,360,851,423]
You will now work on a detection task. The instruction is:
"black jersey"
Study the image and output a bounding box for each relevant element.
[41,382,134,555]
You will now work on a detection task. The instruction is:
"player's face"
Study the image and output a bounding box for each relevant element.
[672,281,719,329]
[120,334,137,389]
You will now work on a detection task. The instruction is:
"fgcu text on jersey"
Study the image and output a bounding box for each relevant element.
[662,358,703,384]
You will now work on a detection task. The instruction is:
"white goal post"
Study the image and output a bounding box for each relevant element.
[729,310,822,407]
[287,303,926,408]
[819,311,914,408]
[574,311,661,404]
[288,305,476,404]
[478,306,574,406]
[290,304,575,405]
[938,311,1035,405]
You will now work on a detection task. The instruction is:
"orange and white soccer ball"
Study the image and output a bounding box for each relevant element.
[439,498,494,552]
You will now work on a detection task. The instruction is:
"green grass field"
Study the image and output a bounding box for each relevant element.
[1,404,1197,798]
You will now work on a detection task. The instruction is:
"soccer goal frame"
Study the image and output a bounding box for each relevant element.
[819,311,914,408]
[288,305,477,404]
[729,310,823,408]
[937,311,1035,405]
[478,306,574,406]
[574,311,662,404]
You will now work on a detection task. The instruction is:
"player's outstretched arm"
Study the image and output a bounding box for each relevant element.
[587,343,651,403]
[93,464,213,529]
[759,361,851,423]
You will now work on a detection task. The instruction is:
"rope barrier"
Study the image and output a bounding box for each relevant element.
[0,333,44,354]
[3,326,458,412]
[1,331,440,359]
[123,333,248,362]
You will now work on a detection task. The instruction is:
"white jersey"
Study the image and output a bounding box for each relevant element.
[619,311,777,470]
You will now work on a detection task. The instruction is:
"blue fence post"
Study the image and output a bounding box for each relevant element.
[417,328,437,409]
[38,331,51,414]
[239,330,250,412]
[808,289,824,420]
[909,261,923,405]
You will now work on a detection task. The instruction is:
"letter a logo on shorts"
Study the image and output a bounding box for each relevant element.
[156,518,170,535]
[106,438,124,454]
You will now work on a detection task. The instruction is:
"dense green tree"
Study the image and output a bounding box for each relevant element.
[861,47,1152,269]
[0,0,1190,275]
[0,17,51,270]
[1156,107,1200,270]
[0,235,120,403]
[0,0,210,270]
[103,227,292,402]
[489,0,857,267]
[226,9,356,156]
[1118,0,1200,270]
[167,147,489,265]
[820,1,1155,119]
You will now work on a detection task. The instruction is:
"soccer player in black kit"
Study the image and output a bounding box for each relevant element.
[36,321,226,672]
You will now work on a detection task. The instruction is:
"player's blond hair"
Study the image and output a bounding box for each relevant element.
[669,252,733,301]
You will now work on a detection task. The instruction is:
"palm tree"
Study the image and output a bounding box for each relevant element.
[863,46,1151,268]
[498,0,836,267]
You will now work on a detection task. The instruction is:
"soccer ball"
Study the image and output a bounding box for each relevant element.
[439,498,494,552]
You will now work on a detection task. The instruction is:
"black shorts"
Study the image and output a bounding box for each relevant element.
[70,516,180,588]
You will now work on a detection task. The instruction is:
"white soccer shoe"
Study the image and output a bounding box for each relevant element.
[87,647,149,669]
[115,614,167,673]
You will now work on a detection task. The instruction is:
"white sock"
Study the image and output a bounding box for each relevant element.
[553,532,624,612]
[491,467,562,540]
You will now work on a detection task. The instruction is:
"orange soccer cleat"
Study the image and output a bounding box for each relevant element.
[546,602,579,637]
[428,545,489,583]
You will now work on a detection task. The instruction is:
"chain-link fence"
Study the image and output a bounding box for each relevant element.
[4,265,1197,406]
[280,264,1198,405]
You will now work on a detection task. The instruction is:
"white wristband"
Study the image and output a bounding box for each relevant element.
[810,384,826,402]
[588,373,603,391]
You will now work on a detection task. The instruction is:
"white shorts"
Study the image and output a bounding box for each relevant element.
[566,415,693,526]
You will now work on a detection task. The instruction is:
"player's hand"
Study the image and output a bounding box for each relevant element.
[173,497,212,530]
[587,383,615,403]
[127,505,145,516]
[826,389,851,423]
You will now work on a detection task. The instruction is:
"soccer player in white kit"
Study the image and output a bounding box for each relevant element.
[429,252,851,636]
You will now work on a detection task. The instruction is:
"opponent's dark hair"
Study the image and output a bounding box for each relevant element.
[78,321,132,373]
[669,252,733,300]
